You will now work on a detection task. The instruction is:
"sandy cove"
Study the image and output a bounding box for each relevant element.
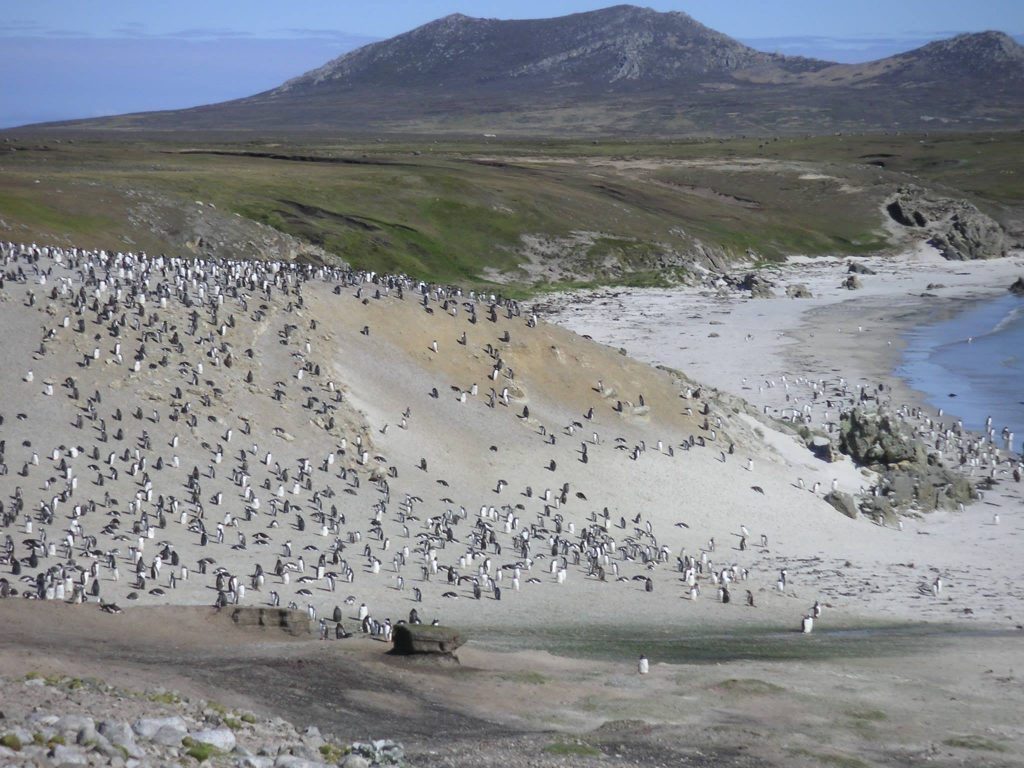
[543,246,1024,629]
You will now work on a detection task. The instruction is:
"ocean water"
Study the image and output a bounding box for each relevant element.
[898,293,1024,450]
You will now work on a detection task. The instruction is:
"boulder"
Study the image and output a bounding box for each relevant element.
[786,284,813,299]
[391,624,466,655]
[838,408,925,468]
[809,436,838,463]
[48,744,88,765]
[191,728,236,752]
[824,491,859,519]
[735,272,775,298]
[97,720,136,749]
[132,716,188,740]
[1010,276,1024,296]
[886,185,1008,261]
[273,756,329,768]
[151,724,189,747]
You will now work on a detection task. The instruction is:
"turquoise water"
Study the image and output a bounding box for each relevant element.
[898,293,1024,450]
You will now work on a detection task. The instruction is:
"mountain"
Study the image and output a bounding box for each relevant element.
[23,6,1024,136]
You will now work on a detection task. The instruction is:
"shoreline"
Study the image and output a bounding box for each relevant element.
[541,248,1024,438]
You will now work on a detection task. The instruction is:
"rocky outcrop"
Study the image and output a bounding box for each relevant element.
[786,283,813,299]
[837,407,977,513]
[838,408,925,468]
[391,624,466,655]
[1010,276,1024,296]
[886,185,1008,261]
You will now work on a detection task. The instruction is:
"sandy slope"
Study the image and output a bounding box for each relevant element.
[544,246,1024,629]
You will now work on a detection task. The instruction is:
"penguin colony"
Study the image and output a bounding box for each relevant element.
[0,241,1020,636]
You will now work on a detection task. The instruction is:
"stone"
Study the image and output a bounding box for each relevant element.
[273,756,329,768]
[238,758,275,768]
[340,755,370,768]
[841,275,862,290]
[133,716,188,740]
[56,715,96,744]
[191,728,237,752]
[735,272,775,298]
[391,624,466,654]
[809,436,838,463]
[152,724,189,747]
[49,744,89,765]
[98,720,136,748]
[824,491,859,519]
[786,283,813,299]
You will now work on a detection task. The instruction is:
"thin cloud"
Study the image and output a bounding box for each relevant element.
[278,28,379,42]
[157,27,254,39]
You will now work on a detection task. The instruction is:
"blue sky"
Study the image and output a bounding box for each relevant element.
[3,0,1022,128]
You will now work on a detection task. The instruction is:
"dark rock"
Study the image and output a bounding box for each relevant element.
[824,491,858,519]
[733,272,775,298]
[391,624,466,655]
[786,283,813,299]
[1010,276,1024,296]
[809,436,838,463]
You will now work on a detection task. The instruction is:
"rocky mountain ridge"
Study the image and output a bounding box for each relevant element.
[24,5,1024,135]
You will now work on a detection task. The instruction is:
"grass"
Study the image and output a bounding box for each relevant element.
[181,737,224,762]
[0,734,22,751]
[496,670,549,685]
[0,132,1020,291]
[543,741,602,757]
[943,735,1008,752]
[319,743,345,762]
[148,691,181,705]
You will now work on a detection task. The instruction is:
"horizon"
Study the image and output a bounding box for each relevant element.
[3,0,1023,129]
